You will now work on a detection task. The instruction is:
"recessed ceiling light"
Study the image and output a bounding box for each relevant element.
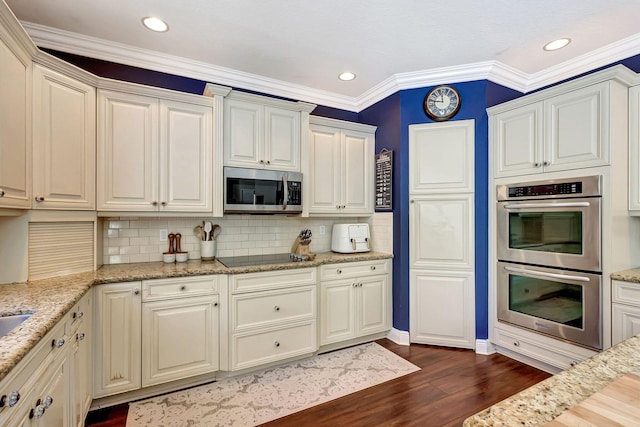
[142,17,169,32]
[543,38,571,51]
[338,72,356,81]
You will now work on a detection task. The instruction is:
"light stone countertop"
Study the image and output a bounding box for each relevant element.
[0,251,392,383]
[463,333,640,426]
[610,267,640,283]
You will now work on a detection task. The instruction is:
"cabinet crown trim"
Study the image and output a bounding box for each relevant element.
[487,65,640,115]
[225,90,316,112]
[309,115,377,133]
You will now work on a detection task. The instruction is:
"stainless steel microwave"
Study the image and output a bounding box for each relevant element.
[224,167,303,214]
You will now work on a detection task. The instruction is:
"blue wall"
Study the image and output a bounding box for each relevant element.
[50,48,640,342]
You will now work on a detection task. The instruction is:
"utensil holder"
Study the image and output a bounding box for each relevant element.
[200,241,216,260]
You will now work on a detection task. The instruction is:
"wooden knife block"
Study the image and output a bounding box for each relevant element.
[291,237,316,260]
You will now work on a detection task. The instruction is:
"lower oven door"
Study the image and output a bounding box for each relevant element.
[497,261,601,350]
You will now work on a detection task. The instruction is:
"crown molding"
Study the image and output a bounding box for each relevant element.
[21,21,640,113]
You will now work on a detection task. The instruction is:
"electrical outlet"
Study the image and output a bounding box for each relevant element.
[319,226,326,236]
[159,229,168,242]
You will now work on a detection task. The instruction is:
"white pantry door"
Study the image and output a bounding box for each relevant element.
[409,120,475,349]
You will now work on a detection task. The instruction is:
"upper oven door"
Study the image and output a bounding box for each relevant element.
[497,197,601,272]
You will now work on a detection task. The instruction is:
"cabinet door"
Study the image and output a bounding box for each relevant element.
[629,86,640,211]
[320,279,356,345]
[410,195,474,271]
[264,106,300,171]
[544,82,609,172]
[159,100,213,212]
[612,304,640,345]
[141,295,219,387]
[71,302,92,426]
[410,120,475,191]
[341,129,373,214]
[93,282,142,398]
[357,275,389,336]
[97,90,158,211]
[0,36,30,208]
[31,354,68,427]
[409,270,475,349]
[32,65,95,210]
[491,103,543,178]
[308,124,341,214]
[224,98,262,168]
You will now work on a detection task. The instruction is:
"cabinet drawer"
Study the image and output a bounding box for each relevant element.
[232,286,316,332]
[320,259,390,281]
[612,280,640,306]
[142,276,219,301]
[231,322,317,371]
[230,268,316,293]
[493,328,592,370]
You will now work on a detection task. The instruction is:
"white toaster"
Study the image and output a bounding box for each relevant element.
[331,223,371,253]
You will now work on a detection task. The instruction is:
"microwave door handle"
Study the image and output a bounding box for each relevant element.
[503,202,591,210]
[503,265,591,282]
[282,175,288,210]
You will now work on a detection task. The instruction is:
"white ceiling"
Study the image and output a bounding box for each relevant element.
[6,0,640,111]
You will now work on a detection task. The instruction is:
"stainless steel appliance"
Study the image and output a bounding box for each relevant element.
[496,176,603,349]
[224,167,302,214]
[217,253,302,268]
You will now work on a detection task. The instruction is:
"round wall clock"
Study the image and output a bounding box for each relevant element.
[423,85,461,121]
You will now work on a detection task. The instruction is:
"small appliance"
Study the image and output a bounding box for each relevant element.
[331,224,371,253]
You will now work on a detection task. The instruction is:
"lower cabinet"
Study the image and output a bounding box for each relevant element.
[612,280,640,345]
[0,291,92,427]
[319,260,391,346]
[93,277,220,398]
[228,268,317,371]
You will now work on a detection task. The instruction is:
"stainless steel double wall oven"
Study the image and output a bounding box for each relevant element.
[496,175,602,349]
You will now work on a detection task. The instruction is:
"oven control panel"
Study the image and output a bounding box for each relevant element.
[508,181,582,198]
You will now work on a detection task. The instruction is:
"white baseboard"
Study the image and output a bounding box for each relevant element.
[475,339,496,355]
[386,328,410,345]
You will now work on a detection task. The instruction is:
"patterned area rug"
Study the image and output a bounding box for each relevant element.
[126,342,420,427]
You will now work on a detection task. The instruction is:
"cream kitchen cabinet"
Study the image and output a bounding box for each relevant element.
[319,260,391,347]
[490,69,636,178]
[223,92,315,172]
[141,276,220,387]
[93,281,142,398]
[629,85,640,213]
[97,86,214,213]
[32,65,95,210]
[308,116,375,216]
[612,280,640,345]
[68,290,92,427]
[0,18,31,209]
[0,300,85,427]
[228,268,317,371]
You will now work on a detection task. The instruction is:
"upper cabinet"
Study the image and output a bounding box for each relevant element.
[32,64,96,210]
[490,67,637,179]
[629,85,640,213]
[307,116,376,216]
[97,83,223,214]
[223,92,315,172]
[0,9,33,209]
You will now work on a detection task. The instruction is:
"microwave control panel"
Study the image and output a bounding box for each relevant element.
[288,181,302,205]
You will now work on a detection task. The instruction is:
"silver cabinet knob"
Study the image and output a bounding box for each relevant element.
[370,265,376,270]
[533,162,541,168]
[133,289,140,295]
[1,390,20,407]
[513,341,520,347]
[259,160,265,164]
[214,302,219,307]
[35,196,45,202]
[266,160,271,165]
[0,188,4,197]
[352,283,357,287]
[161,201,167,206]
[52,338,65,348]
[180,285,186,291]
[274,305,280,311]
[77,311,84,319]
[274,341,280,347]
[570,361,578,367]
[337,269,342,274]
[76,332,85,341]
[33,403,46,419]
[43,395,53,408]
[543,161,550,166]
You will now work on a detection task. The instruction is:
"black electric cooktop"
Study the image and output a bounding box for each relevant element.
[217,253,299,268]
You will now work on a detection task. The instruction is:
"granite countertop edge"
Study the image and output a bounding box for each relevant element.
[0,251,392,382]
[610,267,640,283]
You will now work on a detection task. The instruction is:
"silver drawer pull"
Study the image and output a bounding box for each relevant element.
[214,302,219,307]
[43,395,53,408]
[181,285,186,290]
[52,338,65,348]
[337,269,342,274]
[274,341,280,347]
[274,305,280,311]
[134,289,140,295]
[35,196,45,202]
[0,188,4,197]
[513,341,521,347]
[0,390,20,407]
[77,332,85,341]
[370,265,376,270]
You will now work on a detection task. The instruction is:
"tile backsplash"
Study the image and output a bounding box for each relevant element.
[102,212,394,265]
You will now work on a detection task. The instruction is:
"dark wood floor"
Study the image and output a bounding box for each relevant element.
[85,339,551,427]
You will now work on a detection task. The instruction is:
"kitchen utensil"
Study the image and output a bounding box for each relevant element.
[204,221,212,241]
[212,224,221,240]
[168,233,176,254]
[194,225,204,241]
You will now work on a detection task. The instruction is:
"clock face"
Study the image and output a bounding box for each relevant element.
[423,85,461,121]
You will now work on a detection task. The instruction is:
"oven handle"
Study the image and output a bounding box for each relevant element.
[503,265,591,282]
[503,202,591,210]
